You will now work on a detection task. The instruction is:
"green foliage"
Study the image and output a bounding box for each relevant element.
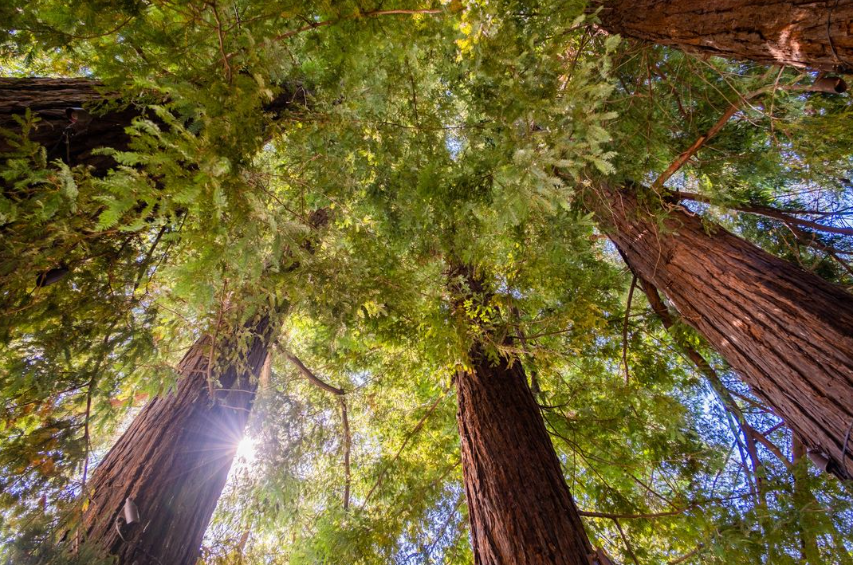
[1,0,852,564]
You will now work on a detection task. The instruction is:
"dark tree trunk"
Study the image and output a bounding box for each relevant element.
[597,0,853,73]
[586,184,853,477]
[80,314,274,565]
[0,77,306,174]
[455,345,594,565]
[0,78,136,171]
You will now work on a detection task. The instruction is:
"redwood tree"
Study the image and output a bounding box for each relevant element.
[451,266,596,565]
[79,314,274,565]
[0,78,135,171]
[456,345,596,565]
[0,77,305,174]
[597,0,853,72]
[586,184,853,477]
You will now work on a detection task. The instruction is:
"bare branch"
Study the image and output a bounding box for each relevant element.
[283,353,351,508]
[622,274,637,384]
[285,352,344,395]
[652,81,824,190]
[674,191,853,237]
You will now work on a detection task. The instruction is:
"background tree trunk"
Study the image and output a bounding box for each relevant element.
[586,184,853,477]
[455,345,594,565]
[0,78,135,171]
[0,77,307,174]
[80,314,273,565]
[597,0,853,73]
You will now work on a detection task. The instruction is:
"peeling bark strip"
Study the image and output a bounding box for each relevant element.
[587,184,853,476]
[597,0,853,72]
[81,315,274,565]
[456,346,594,565]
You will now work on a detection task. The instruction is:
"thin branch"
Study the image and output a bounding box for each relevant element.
[273,9,442,41]
[285,353,344,395]
[283,353,350,508]
[613,518,640,565]
[362,389,450,508]
[339,396,351,510]
[425,495,465,559]
[208,1,233,82]
[579,509,685,520]
[674,191,853,237]
[751,429,792,469]
[782,221,853,278]
[668,544,705,565]
[622,274,637,385]
[652,81,820,190]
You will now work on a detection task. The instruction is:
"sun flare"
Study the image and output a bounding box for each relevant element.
[235,436,257,464]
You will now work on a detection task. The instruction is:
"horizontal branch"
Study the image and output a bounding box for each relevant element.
[579,509,685,520]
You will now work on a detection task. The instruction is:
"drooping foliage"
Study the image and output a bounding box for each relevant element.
[1,1,853,564]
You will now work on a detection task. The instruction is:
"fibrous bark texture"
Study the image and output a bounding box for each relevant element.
[598,0,853,72]
[588,184,853,476]
[0,78,135,171]
[455,346,594,565]
[80,315,273,565]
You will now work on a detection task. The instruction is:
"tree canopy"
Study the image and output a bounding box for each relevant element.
[1,1,852,564]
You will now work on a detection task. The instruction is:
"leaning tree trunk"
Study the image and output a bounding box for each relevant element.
[586,184,853,478]
[79,314,274,565]
[455,344,595,564]
[597,0,853,73]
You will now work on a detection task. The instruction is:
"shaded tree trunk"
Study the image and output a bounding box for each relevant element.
[0,78,135,171]
[586,184,853,478]
[597,0,853,73]
[0,77,306,174]
[79,314,274,565]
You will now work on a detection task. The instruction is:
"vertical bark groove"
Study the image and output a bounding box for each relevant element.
[80,315,274,565]
[456,345,595,565]
[587,184,853,476]
[597,0,853,72]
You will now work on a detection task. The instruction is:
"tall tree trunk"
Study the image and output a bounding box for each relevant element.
[585,184,853,478]
[79,314,274,565]
[455,346,594,564]
[597,0,853,73]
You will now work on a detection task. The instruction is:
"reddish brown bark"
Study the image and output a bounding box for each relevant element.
[587,184,853,477]
[456,344,595,564]
[80,315,273,565]
[597,0,853,73]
